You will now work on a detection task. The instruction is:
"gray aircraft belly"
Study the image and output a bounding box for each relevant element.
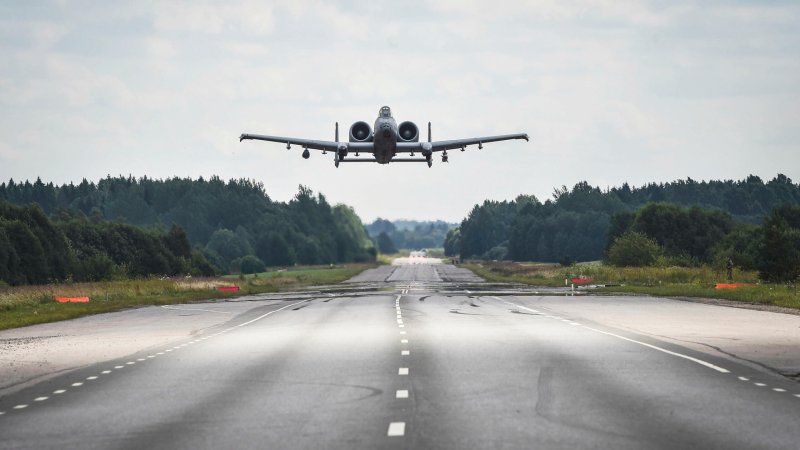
[373,117,397,164]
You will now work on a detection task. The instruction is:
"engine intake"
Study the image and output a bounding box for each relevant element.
[349,121,373,142]
[398,121,419,142]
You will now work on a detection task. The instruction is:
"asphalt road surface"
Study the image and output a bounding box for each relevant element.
[1,260,799,449]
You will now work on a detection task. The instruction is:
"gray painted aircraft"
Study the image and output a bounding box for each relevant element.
[239,106,529,167]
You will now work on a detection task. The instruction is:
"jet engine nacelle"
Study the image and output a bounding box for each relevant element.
[349,121,373,142]
[398,121,419,142]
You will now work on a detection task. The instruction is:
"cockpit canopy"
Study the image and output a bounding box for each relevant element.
[379,106,392,118]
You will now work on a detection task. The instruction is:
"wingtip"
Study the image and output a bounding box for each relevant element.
[524,134,530,142]
[239,134,246,142]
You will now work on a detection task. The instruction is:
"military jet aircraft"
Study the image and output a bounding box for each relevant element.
[239,106,529,167]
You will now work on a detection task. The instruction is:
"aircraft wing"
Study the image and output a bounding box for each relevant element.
[395,133,529,153]
[240,133,374,153]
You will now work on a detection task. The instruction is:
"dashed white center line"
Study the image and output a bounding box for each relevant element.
[86,376,98,380]
[396,390,409,398]
[137,358,146,361]
[114,365,124,369]
[773,388,786,392]
[738,376,750,381]
[397,319,403,324]
[0,412,5,415]
[794,394,800,398]
[400,331,406,335]
[399,325,405,328]
[71,382,83,387]
[157,352,164,355]
[53,390,66,394]
[398,368,409,375]
[569,322,580,326]
[401,339,408,344]
[101,370,111,374]
[126,361,136,365]
[13,405,27,410]
[755,383,767,387]
[34,397,48,402]
[147,355,155,358]
[387,422,406,436]
[401,350,410,356]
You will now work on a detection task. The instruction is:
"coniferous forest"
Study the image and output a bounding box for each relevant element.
[0,176,376,285]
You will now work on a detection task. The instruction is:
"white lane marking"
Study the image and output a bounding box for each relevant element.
[569,323,580,326]
[157,352,164,355]
[754,383,766,387]
[165,349,173,352]
[71,382,83,387]
[53,390,66,394]
[34,397,48,402]
[506,299,730,374]
[101,370,111,374]
[126,361,136,365]
[161,305,231,314]
[396,390,409,398]
[399,368,409,375]
[399,325,405,328]
[86,376,98,380]
[401,350,410,356]
[397,319,403,324]
[13,405,27,410]
[236,300,306,328]
[581,324,730,374]
[794,394,800,398]
[396,314,402,318]
[401,339,408,344]
[114,365,124,369]
[147,355,155,358]
[400,331,406,335]
[0,412,5,415]
[738,376,749,381]
[387,422,406,436]
[773,388,786,392]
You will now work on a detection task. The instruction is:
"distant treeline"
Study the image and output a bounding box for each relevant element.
[0,201,214,286]
[445,174,800,264]
[0,177,375,276]
[366,219,455,252]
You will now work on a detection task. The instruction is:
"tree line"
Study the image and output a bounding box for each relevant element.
[606,203,800,282]
[0,177,376,279]
[444,174,800,267]
[0,201,214,285]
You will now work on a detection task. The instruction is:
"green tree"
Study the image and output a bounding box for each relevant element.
[607,231,662,267]
[757,211,800,282]
[377,232,397,254]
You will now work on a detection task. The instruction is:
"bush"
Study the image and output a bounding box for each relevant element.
[608,231,662,267]
[238,255,266,275]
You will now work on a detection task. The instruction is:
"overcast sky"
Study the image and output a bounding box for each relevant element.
[1,1,798,223]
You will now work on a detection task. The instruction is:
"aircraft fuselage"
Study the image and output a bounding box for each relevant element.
[373,114,397,164]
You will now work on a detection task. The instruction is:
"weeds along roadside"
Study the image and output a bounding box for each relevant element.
[0,264,376,331]
[463,261,799,310]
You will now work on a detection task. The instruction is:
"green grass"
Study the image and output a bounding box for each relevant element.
[463,261,800,310]
[0,263,377,331]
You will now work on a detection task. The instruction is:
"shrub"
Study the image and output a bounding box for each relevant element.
[608,231,662,267]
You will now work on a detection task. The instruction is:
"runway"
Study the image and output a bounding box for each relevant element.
[1,260,799,449]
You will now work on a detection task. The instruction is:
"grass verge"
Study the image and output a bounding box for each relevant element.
[0,263,377,331]
[463,261,800,310]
